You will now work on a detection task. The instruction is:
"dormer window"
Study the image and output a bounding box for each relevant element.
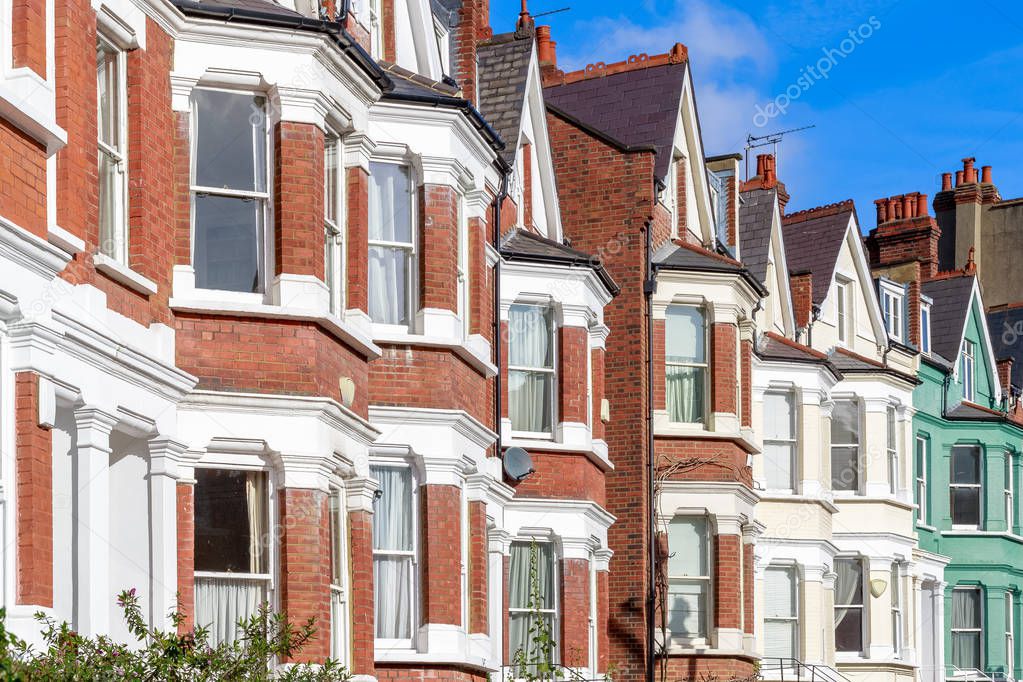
[962,339,977,402]
[920,301,932,355]
[836,279,853,345]
[880,281,905,343]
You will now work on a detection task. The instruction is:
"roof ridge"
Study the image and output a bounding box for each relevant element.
[924,270,976,283]
[763,331,829,360]
[671,239,741,267]
[544,43,687,86]
[782,199,855,225]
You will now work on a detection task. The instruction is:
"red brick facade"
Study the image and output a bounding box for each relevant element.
[420,485,463,626]
[12,0,46,77]
[15,372,52,607]
[278,488,332,662]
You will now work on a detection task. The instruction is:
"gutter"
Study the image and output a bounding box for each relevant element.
[643,218,657,682]
[382,90,506,155]
[170,0,392,92]
[500,249,621,298]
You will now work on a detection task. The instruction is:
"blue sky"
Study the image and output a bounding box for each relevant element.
[490,0,1023,225]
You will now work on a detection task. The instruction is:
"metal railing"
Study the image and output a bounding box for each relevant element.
[759,658,852,682]
[945,664,1005,682]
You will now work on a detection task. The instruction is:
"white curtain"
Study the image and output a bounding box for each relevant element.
[508,543,556,666]
[372,466,413,639]
[195,576,266,647]
[666,366,703,423]
[952,590,981,669]
[245,472,266,574]
[369,163,412,325]
[665,307,705,423]
[509,306,553,432]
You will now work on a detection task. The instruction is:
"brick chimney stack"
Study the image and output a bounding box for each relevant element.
[453,0,492,106]
[865,191,942,278]
[940,157,1001,207]
[740,153,790,213]
[536,25,559,80]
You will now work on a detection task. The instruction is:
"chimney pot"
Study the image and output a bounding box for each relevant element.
[917,193,928,217]
[875,199,888,224]
[902,194,914,219]
[963,157,977,184]
[942,172,953,191]
[982,165,993,184]
[536,25,557,67]
[956,170,965,187]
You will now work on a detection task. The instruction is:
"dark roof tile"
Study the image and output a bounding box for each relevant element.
[781,202,855,305]
[738,188,776,285]
[989,305,1023,387]
[500,228,619,295]
[477,34,533,163]
[921,274,976,364]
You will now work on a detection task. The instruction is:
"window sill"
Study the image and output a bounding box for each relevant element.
[169,297,381,359]
[47,224,85,255]
[653,412,759,453]
[503,433,614,472]
[756,492,838,513]
[0,76,66,155]
[374,648,490,671]
[372,326,497,378]
[95,253,159,296]
[831,495,915,511]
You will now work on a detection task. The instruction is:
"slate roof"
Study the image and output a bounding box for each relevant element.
[921,274,976,365]
[946,402,1007,421]
[379,61,459,97]
[738,188,776,285]
[757,333,842,378]
[781,202,855,306]
[828,347,919,385]
[988,305,1023,388]
[655,242,768,296]
[477,33,534,163]
[172,0,302,18]
[543,63,687,182]
[500,229,619,296]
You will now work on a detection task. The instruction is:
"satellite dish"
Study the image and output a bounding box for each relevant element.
[503,447,535,482]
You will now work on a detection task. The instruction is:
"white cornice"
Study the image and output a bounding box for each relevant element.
[368,406,497,450]
[0,216,71,280]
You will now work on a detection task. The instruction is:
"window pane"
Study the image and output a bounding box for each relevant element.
[373,556,412,639]
[667,366,704,423]
[509,612,556,666]
[765,567,797,618]
[329,491,343,585]
[368,245,409,325]
[194,195,264,292]
[832,401,859,444]
[667,582,707,637]
[194,90,267,192]
[509,305,553,368]
[764,442,795,490]
[952,588,982,628]
[509,370,553,433]
[952,447,981,484]
[764,393,794,440]
[835,559,863,605]
[666,306,705,364]
[667,517,707,577]
[835,608,863,652]
[509,542,556,610]
[325,139,339,224]
[764,621,798,659]
[369,162,412,243]
[952,488,981,526]
[98,150,122,258]
[194,469,268,574]
[371,466,413,552]
[831,446,859,491]
[96,42,119,149]
[952,633,981,670]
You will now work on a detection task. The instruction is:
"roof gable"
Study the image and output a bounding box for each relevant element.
[781,201,855,306]
[739,188,793,336]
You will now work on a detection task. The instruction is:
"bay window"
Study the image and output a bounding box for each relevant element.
[193,469,270,646]
[324,134,344,315]
[834,558,864,653]
[764,566,798,659]
[508,304,556,435]
[368,162,415,326]
[881,285,904,342]
[831,400,860,492]
[763,392,797,491]
[370,464,415,642]
[329,486,348,662]
[97,34,128,263]
[916,436,929,524]
[951,587,983,670]
[962,339,977,402]
[191,89,270,293]
[951,446,982,528]
[665,306,707,424]
[508,541,558,668]
[887,405,899,495]
[666,516,710,640]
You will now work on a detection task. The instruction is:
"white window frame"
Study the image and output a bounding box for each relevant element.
[880,283,905,343]
[324,132,345,316]
[834,557,866,655]
[97,32,129,264]
[830,399,861,494]
[189,86,273,296]
[836,279,852,345]
[369,0,383,59]
[916,435,929,525]
[328,484,349,664]
[665,305,709,425]
[951,586,984,671]
[891,562,903,658]
[764,564,800,660]
[962,339,977,403]
[369,461,419,649]
[456,194,469,338]
[664,156,680,239]
[920,300,932,354]
[666,516,712,643]
[1008,591,1016,680]
[433,15,450,74]
[367,160,417,329]
[887,405,900,496]
[763,391,797,492]
[192,464,276,645]
[508,302,558,439]
[508,539,560,663]
[1007,452,1016,533]
[951,445,983,530]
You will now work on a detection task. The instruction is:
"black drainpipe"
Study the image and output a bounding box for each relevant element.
[494,166,511,455]
[643,219,657,682]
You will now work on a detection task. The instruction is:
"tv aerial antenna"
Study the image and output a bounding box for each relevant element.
[744,124,816,180]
